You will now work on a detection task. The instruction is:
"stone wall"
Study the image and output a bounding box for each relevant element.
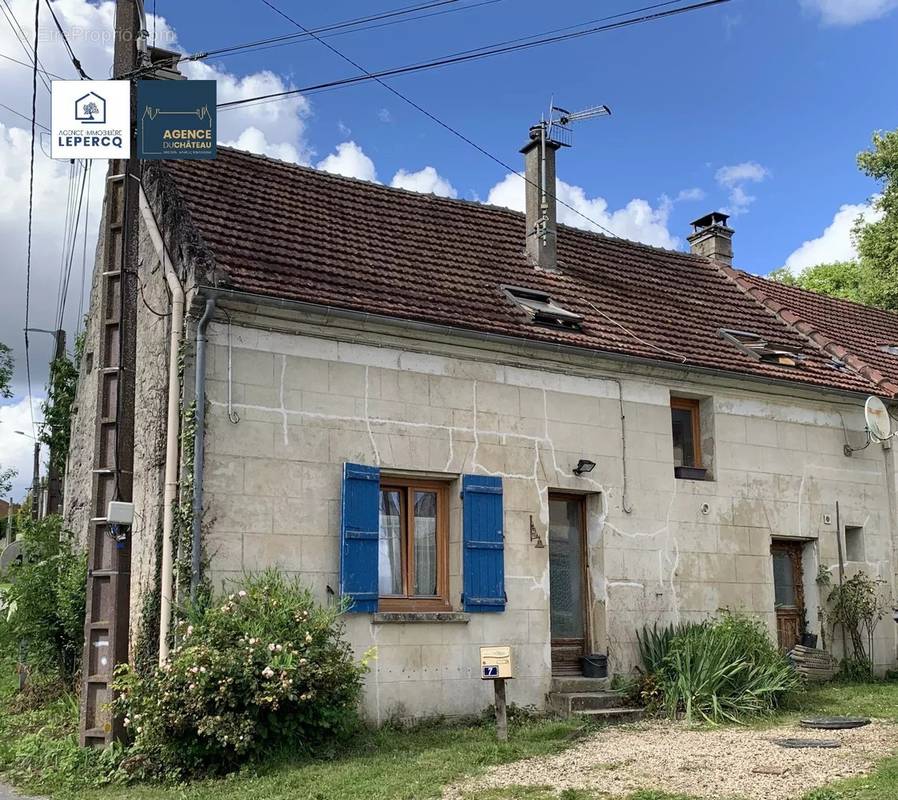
[193,303,897,721]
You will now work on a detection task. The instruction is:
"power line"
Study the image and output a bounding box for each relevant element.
[76,161,93,338]
[256,0,620,237]
[0,101,49,130]
[0,0,50,92]
[220,0,733,111]
[57,161,89,331]
[0,48,65,78]
[42,0,91,79]
[24,0,40,437]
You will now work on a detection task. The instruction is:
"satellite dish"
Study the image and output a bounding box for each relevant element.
[865,396,892,442]
[0,540,24,580]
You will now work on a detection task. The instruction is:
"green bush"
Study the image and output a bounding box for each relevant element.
[0,516,87,684]
[637,613,800,723]
[113,570,368,778]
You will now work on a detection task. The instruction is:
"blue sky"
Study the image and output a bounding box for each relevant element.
[0,0,897,495]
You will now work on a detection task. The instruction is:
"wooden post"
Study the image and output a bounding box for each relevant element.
[494,678,508,742]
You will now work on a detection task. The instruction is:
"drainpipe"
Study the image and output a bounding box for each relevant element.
[138,186,184,665]
[191,298,216,603]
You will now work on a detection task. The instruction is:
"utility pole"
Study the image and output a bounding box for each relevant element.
[30,441,40,520]
[46,328,65,516]
[78,0,142,747]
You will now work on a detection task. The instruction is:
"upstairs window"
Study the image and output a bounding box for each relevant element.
[504,286,583,330]
[720,329,805,367]
[378,478,450,611]
[671,397,706,480]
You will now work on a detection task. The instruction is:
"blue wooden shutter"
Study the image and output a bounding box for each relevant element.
[462,474,505,612]
[340,462,380,613]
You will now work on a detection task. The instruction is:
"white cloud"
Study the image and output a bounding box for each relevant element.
[485,173,679,250]
[800,0,898,25]
[783,200,883,272]
[222,126,302,164]
[390,166,457,198]
[0,396,44,499]
[316,141,377,182]
[378,108,393,124]
[676,187,706,202]
[715,160,770,215]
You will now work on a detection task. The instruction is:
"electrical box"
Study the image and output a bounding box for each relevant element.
[107,501,135,526]
[480,646,513,680]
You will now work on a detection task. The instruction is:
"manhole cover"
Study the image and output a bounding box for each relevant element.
[774,738,842,749]
[800,717,871,730]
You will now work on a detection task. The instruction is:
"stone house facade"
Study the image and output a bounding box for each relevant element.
[66,138,898,723]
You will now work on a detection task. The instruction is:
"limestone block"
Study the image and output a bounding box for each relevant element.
[211,492,273,534]
[204,458,245,494]
[242,532,303,572]
[205,532,243,572]
[207,416,275,457]
[283,354,329,390]
[429,375,474,410]
[243,459,303,497]
[329,362,369,397]
[274,424,330,463]
[735,554,771,584]
[715,414,747,444]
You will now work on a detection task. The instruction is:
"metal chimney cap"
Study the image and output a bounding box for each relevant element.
[690,211,731,232]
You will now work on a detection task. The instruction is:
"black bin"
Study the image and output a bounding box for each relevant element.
[581,654,608,678]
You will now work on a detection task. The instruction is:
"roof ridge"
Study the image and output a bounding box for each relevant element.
[716,263,898,398]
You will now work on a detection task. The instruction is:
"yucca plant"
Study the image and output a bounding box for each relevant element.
[636,620,704,674]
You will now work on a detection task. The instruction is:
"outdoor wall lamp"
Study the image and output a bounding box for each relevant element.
[573,459,596,476]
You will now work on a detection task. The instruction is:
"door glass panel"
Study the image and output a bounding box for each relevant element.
[378,490,403,595]
[413,491,437,596]
[772,551,796,606]
[549,498,585,640]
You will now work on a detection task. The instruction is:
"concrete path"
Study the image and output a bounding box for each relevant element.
[0,784,37,800]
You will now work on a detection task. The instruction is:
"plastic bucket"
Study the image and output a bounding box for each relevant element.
[581,654,608,678]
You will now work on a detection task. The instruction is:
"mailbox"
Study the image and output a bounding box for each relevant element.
[480,645,513,680]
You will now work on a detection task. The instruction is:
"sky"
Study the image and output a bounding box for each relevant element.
[0,0,897,497]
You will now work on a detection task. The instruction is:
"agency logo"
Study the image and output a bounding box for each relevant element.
[51,80,130,159]
[74,91,106,124]
[137,80,217,161]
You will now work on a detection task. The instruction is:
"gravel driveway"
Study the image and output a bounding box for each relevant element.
[446,720,897,800]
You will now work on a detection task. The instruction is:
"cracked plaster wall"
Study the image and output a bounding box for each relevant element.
[193,308,898,722]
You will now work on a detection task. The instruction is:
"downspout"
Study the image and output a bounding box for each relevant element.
[191,298,216,603]
[137,186,184,665]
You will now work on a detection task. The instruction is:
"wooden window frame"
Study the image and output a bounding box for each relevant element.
[671,397,702,469]
[378,478,451,612]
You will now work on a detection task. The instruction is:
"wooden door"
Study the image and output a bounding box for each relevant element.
[549,495,588,675]
[771,540,805,652]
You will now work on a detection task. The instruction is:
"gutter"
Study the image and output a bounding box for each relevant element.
[191,298,216,603]
[195,286,880,403]
[138,186,184,666]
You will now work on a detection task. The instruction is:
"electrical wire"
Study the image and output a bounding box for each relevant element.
[219,0,733,111]
[42,0,90,78]
[57,161,90,330]
[23,0,39,437]
[0,0,50,92]
[0,48,64,78]
[76,161,93,338]
[258,0,627,237]
[0,101,49,130]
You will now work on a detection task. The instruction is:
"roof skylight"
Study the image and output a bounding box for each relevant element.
[719,329,806,367]
[504,286,583,330]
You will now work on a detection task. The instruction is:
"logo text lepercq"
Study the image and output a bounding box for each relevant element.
[51,80,131,160]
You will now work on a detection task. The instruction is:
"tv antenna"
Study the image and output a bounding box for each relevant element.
[528,100,612,250]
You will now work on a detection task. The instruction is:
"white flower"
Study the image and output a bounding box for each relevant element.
[275,644,283,652]
[123,717,130,726]
[221,605,230,613]
[262,666,275,678]
[269,643,276,652]
[200,666,207,673]
[238,590,247,597]
[189,666,199,674]
[305,633,312,643]
[186,625,194,637]
[299,658,307,666]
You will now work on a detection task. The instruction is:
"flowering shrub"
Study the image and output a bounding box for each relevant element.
[113,571,367,777]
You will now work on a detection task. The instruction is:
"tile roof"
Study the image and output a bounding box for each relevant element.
[157,147,890,397]
[731,270,898,397]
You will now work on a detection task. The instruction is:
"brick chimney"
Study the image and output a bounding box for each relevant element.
[688,212,734,266]
[521,123,560,272]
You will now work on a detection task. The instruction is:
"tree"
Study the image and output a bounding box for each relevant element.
[855,129,898,310]
[39,339,80,476]
[769,261,867,304]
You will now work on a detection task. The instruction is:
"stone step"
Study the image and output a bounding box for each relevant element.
[548,691,628,714]
[550,676,610,694]
[577,707,644,724]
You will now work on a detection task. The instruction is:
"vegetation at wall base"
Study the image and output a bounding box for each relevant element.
[636,613,800,723]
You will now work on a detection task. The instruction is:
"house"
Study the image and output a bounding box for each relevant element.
[66,126,898,724]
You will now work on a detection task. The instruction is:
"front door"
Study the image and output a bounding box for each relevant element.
[771,540,805,652]
[549,494,588,675]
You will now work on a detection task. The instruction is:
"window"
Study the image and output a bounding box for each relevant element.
[719,329,805,367]
[671,397,705,479]
[377,478,450,611]
[504,286,583,330]
[845,525,865,562]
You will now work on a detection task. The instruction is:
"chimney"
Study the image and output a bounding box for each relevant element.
[688,212,734,266]
[521,123,560,272]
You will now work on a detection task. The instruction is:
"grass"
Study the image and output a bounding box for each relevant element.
[2,666,898,800]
